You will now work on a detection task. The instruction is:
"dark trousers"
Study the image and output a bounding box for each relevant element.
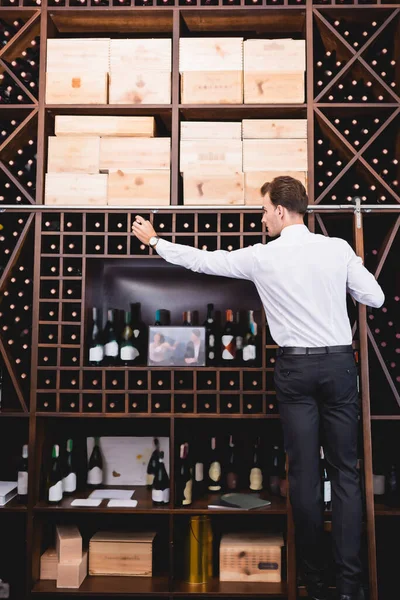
[274,352,362,596]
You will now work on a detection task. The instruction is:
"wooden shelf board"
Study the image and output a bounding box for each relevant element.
[0,497,27,512]
[0,410,29,417]
[49,10,173,33]
[46,105,173,115]
[374,502,400,516]
[32,575,170,596]
[180,490,287,515]
[371,415,400,420]
[173,578,287,596]
[179,104,307,120]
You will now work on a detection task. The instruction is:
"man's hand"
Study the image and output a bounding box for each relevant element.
[131,215,157,245]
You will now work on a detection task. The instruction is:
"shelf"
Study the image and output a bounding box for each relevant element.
[180,490,287,514]
[0,497,27,512]
[32,575,170,596]
[179,104,307,120]
[0,410,29,418]
[46,105,172,115]
[371,415,400,420]
[374,502,400,516]
[173,579,287,597]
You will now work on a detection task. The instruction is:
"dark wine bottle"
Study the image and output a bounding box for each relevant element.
[62,439,77,495]
[249,437,263,492]
[130,302,147,365]
[225,435,239,491]
[193,441,205,499]
[17,444,28,503]
[243,310,257,366]
[176,442,193,506]
[47,444,63,504]
[320,447,331,510]
[146,438,160,488]
[269,444,281,496]
[182,311,192,326]
[221,309,236,363]
[203,303,218,366]
[88,307,104,366]
[152,450,170,505]
[385,463,400,508]
[207,437,221,492]
[103,308,119,366]
[87,437,103,487]
[235,311,244,366]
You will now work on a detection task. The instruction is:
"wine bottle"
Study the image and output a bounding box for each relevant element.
[243,310,257,366]
[88,307,104,366]
[249,437,263,491]
[207,437,221,492]
[176,443,193,506]
[62,439,77,494]
[203,303,218,366]
[17,444,28,503]
[225,435,238,491]
[146,438,160,488]
[193,441,205,499]
[235,311,243,366]
[120,310,139,366]
[152,450,170,505]
[47,444,63,504]
[385,463,399,507]
[103,309,119,366]
[182,311,192,326]
[154,309,162,326]
[130,302,147,365]
[269,445,281,496]
[320,447,331,510]
[221,309,236,363]
[87,437,103,486]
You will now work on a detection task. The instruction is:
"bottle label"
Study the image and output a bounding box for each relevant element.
[133,329,140,338]
[146,473,155,487]
[17,471,28,496]
[63,472,77,493]
[89,345,104,362]
[183,479,193,505]
[104,341,119,357]
[120,345,139,361]
[209,461,221,484]
[227,472,238,490]
[209,334,215,348]
[195,463,204,482]
[250,467,263,491]
[152,488,170,503]
[324,481,331,503]
[87,466,103,485]
[221,335,235,360]
[49,480,63,502]
[243,345,257,361]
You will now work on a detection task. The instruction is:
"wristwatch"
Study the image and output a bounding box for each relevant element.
[149,235,160,249]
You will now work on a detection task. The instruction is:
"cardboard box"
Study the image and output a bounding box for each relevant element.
[242,119,307,139]
[179,37,243,72]
[220,533,284,583]
[181,71,243,105]
[40,548,57,580]
[45,72,108,105]
[55,116,156,138]
[45,173,108,206]
[244,171,308,205]
[244,71,305,104]
[47,136,100,174]
[89,531,156,577]
[56,525,82,564]
[181,121,242,141]
[243,39,306,72]
[180,140,242,174]
[109,70,171,105]
[110,39,171,72]
[184,172,244,205]
[57,551,88,589]
[242,139,308,172]
[108,169,170,206]
[46,38,110,72]
[100,137,170,171]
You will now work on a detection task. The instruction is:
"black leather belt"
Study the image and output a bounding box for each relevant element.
[277,345,353,356]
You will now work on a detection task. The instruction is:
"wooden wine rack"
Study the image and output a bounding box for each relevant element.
[0,2,399,600]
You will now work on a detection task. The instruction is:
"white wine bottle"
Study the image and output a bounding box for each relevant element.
[47,444,63,504]
[152,450,170,505]
[249,437,263,492]
[17,444,28,503]
[207,437,221,492]
[62,439,77,494]
[87,437,103,486]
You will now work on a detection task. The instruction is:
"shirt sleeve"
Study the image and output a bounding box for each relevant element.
[345,243,385,308]
[155,238,256,281]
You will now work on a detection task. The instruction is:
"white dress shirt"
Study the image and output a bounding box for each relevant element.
[155,224,384,347]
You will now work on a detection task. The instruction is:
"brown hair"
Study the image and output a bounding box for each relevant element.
[260,176,308,215]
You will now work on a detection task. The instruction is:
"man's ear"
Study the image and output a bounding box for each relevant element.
[277,204,284,218]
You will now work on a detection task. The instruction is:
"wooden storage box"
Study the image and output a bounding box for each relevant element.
[243,39,306,73]
[244,171,308,205]
[57,551,88,589]
[184,172,244,205]
[56,525,82,564]
[180,140,242,174]
[89,531,156,577]
[181,71,243,105]
[47,136,100,174]
[100,138,170,171]
[242,119,307,140]
[40,548,57,580]
[179,37,243,72]
[45,173,108,206]
[108,169,170,206]
[109,70,171,105]
[55,116,155,138]
[181,121,242,140]
[244,72,305,104]
[219,533,284,583]
[45,72,108,105]
[46,38,110,72]
[110,39,171,72]
[242,139,308,172]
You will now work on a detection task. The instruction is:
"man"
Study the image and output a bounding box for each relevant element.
[132,176,384,600]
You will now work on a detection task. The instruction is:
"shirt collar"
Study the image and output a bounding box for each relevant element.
[280,224,310,238]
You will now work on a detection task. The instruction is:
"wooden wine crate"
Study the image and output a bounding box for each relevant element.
[55,116,156,138]
[242,119,307,139]
[40,548,57,580]
[181,121,242,140]
[179,37,243,72]
[89,531,156,577]
[180,140,242,173]
[220,533,284,583]
[110,39,172,72]
[108,169,170,206]
[244,72,305,104]
[183,172,244,205]
[244,171,308,205]
[47,136,100,174]
[45,72,108,105]
[100,138,171,171]
[56,525,82,564]
[242,139,308,172]
[109,70,171,105]
[243,39,306,72]
[57,551,88,589]
[46,38,110,72]
[45,173,108,206]
[181,71,243,104]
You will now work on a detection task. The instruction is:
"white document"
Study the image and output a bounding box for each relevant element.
[89,489,135,500]
[70,498,102,507]
[107,499,138,508]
